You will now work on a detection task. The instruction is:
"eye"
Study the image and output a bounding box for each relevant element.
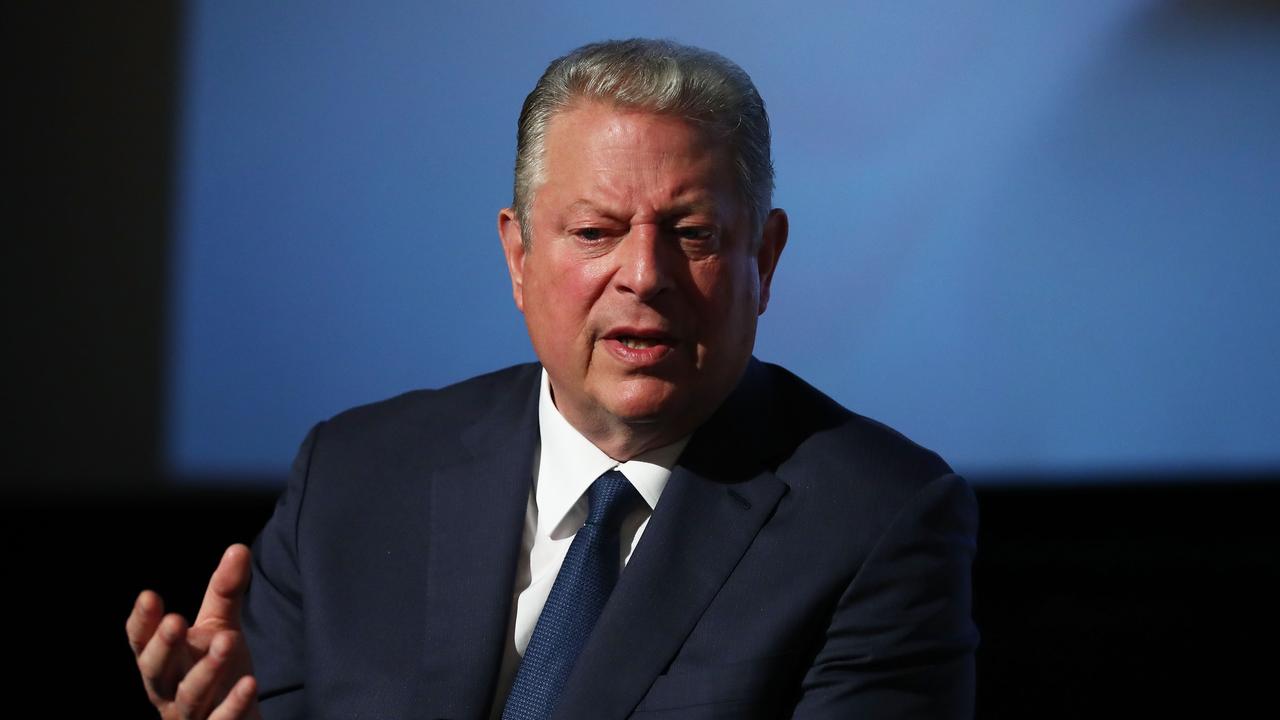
[675,226,714,241]
[573,227,606,241]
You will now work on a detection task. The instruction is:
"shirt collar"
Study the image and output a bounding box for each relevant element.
[535,368,688,537]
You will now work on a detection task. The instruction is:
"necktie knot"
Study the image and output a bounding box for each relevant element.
[584,469,641,529]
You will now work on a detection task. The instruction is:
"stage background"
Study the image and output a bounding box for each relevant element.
[165,0,1280,483]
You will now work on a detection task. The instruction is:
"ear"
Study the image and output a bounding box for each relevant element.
[498,207,527,313]
[755,208,788,315]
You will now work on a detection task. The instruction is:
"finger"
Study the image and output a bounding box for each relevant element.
[195,544,252,627]
[172,631,238,720]
[126,590,165,656]
[207,674,259,720]
[137,613,192,701]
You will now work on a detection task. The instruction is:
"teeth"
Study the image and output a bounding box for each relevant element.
[621,338,658,349]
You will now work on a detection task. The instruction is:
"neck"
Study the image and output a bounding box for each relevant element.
[547,391,702,462]
[592,429,674,462]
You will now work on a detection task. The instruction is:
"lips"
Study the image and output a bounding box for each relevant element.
[605,327,676,347]
[603,327,678,366]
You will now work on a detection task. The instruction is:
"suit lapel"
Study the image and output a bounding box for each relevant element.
[552,360,788,719]
[419,364,541,718]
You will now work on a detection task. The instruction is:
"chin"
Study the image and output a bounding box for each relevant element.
[605,379,687,425]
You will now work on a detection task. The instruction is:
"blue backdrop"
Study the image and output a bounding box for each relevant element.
[166,0,1280,482]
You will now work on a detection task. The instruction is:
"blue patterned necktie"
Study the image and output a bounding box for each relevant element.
[502,469,642,720]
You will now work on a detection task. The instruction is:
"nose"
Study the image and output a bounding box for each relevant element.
[614,225,672,302]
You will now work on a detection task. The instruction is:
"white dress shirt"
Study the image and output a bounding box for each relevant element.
[489,369,689,716]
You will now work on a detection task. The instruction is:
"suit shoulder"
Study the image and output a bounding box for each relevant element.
[318,362,540,440]
[759,362,956,499]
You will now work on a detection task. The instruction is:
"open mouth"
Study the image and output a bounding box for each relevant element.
[618,337,665,349]
[604,329,678,362]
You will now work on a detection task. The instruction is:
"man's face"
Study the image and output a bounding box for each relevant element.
[499,102,786,457]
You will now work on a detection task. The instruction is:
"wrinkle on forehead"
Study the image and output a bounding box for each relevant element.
[541,104,736,224]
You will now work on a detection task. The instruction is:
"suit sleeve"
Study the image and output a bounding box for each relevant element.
[240,423,321,720]
[791,473,979,719]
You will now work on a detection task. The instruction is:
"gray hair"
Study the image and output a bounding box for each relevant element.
[513,38,774,244]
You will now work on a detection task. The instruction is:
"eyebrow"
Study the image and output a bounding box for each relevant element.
[564,197,720,220]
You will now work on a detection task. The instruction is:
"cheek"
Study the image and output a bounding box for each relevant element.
[693,260,758,320]
[526,255,611,334]
[691,262,760,356]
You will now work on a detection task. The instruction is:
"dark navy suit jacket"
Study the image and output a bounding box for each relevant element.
[242,360,978,719]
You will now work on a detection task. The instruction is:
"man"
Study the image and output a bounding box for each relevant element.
[128,39,978,719]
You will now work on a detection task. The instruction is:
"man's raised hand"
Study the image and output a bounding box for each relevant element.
[127,544,262,720]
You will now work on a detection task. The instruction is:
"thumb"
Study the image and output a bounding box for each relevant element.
[195,543,252,627]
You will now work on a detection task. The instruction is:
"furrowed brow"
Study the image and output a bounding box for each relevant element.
[659,198,719,221]
[565,199,618,217]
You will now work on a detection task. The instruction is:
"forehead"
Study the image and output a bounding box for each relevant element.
[538,103,734,197]
[546,101,706,143]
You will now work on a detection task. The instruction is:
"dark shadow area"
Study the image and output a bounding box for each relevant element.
[973,479,1279,717]
[6,2,179,491]
[1159,0,1280,28]
[8,480,1276,716]
[9,489,279,717]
